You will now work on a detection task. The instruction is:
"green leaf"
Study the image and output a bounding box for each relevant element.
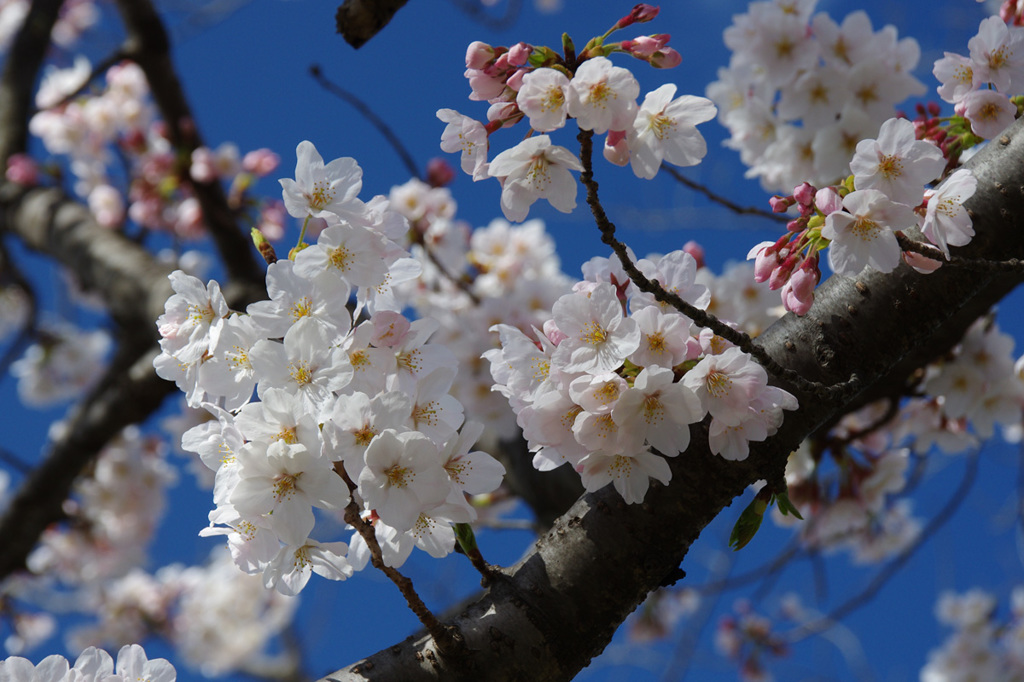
[729,496,767,551]
[774,490,804,520]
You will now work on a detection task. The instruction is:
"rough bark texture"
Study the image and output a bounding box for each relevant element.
[316,122,1024,682]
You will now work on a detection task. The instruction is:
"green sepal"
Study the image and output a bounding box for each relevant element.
[774,490,803,520]
[454,522,479,557]
[729,497,766,551]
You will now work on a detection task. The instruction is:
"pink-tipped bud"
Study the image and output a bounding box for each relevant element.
[781,259,819,316]
[507,42,533,67]
[769,195,794,213]
[747,241,777,283]
[543,319,567,346]
[426,158,455,188]
[650,47,681,69]
[603,130,630,166]
[466,41,495,69]
[793,182,816,207]
[683,240,705,269]
[6,153,39,185]
[814,187,842,215]
[617,4,659,29]
[243,148,280,176]
[620,34,670,58]
[505,68,526,92]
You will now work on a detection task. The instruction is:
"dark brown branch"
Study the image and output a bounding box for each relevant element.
[662,165,787,223]
[113,0,266,289]
[319,115,1024,682]
[576,128,859,404]
[335,0,410,49]
[309,64,422,182]
[337,465,466,658]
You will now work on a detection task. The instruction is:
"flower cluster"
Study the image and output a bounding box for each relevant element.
[486,250,797,503]
[934,16,1024,139]
[921,587,1024,681]
[707,0,926,192]
[439,4,716,221]
[67,548,297,677]
[0,644,175,682]
[749,116,977,315]
[155,142,506,595]
[774,315,1024,562]
[26,58,280,239]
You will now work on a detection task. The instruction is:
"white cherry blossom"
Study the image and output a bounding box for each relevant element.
[566,57,639,134]
[487,135,584,222]
[279,140,367,223]
[627,84,716,179]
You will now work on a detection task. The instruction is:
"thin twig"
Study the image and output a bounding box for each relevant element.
[334,463,467,659]
[575,129,859,402]
[309,64,421,182]
[661,165,787,223]
[784,450,980,641]
[447,0,523,30]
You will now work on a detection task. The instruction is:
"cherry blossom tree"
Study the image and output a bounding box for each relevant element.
[2,1,1024,681]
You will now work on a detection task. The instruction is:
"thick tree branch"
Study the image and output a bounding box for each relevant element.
[113,0,265,288]
[0,0,265,580]
[319,119,1024,682]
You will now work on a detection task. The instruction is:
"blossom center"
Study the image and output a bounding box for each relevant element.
[289,361,313,386]
[650,113,677,141]
[579,321,608,346]
[274,473,299,502]
[877,153,903,180]
[291,296,313,321]
[705,369,733,398]
[385,464,412,488]
[306,180,335,211]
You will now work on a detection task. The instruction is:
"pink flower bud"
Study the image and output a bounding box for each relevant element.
[507,42,532,67]
[793,182,816,207]
[5,154,39,185]
[426,158,455,187]
[814,187,842,215]
[649,47,681,69]
[617,3,659,29]
[242,148,280,176]
[466,41,495,69]
[747,241,777,283]
[620,34,670,58]
[506,68,526,92]
[603,130,630,166]
[683,240,705,269]
[769,195,794,213]
[543,319,567,346]
[781,262,818,316]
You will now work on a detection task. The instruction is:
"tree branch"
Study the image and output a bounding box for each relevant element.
[318,117,1024,682]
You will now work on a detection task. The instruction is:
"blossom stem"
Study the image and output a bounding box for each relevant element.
[576,128,859,403]
[334,463,467,659]
[660,165,787,223]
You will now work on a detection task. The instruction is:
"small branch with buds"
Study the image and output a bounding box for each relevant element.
[576,129,859,403]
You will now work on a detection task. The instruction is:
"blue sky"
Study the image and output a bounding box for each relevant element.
[3,0,1023,680]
